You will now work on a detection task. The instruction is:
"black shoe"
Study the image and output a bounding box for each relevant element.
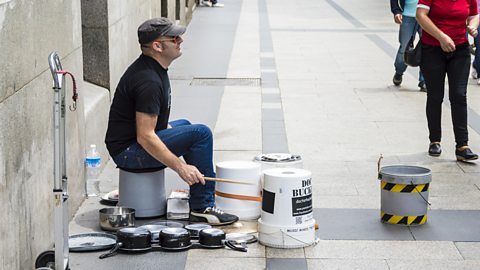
[455,147,478,161]
[428,142,442,156]
[418,81,427,92]
[189,207,239,225]
[393,73,403,86]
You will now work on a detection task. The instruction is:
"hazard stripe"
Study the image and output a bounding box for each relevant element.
[380,211,427,225]
[380,181,429,193]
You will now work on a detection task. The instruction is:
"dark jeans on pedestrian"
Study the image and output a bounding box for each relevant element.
[420,43,470,148]
[113,119,216,209]
[394,15,424,83]
[474,26,480,71]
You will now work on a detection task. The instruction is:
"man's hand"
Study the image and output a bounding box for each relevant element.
[439,33,456,52]
[394,14,403,24]
[177,164,205,185]
[468,25,478,38]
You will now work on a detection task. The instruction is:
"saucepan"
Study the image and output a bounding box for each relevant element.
[159,228,192,251]
[99,227,152,259]
[198,228,247,252]
[99,207,135,231]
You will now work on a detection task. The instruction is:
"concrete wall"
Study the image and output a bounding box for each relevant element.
[0,1,85,269]
[0,0,195,268]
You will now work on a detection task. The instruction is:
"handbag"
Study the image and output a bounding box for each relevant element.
[404,23,422,67]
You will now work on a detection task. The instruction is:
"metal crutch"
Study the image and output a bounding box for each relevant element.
[35,52,77,270]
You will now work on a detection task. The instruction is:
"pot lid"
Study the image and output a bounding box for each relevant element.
[255,153,301,162]
[69,232,117,252]
[152,220,185,228]
[161,227,189,236]
[138,224,168,234]
[185,224,212,231]
[225,233,257,244]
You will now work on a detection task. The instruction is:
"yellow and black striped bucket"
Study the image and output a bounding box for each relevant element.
[378,165,431,226]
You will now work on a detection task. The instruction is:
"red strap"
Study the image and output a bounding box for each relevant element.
[56,70,78,103]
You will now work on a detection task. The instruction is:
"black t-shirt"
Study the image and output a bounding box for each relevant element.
[105,54,171,157]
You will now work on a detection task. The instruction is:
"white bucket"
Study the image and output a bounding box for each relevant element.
[215,161,262,220]
[254,153,303,171]
[258,168,316,248]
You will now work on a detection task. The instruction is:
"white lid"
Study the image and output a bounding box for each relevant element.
[263,168,311,178]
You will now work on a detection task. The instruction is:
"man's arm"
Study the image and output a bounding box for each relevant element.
[135,111,205,185]
[390,0,403,15]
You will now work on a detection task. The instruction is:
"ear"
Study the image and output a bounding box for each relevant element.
[153,41,163,52]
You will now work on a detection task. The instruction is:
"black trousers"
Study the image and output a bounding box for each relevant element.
[420,43,470,148]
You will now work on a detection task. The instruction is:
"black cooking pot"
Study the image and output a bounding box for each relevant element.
[99,227,152,259]
[198,228,247,252]
[159,228,192,251]
[185,224,212,239]
[198,228,225,248]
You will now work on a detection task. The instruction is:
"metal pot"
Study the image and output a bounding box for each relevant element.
[199,228,247,252]
[99,227,151,259]
[185,224,212,239]
[198,228,226,248]
[138,224,168,243]
[99,207,135,231]
[159,228,192,250]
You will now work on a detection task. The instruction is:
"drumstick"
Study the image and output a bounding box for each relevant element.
[204,177,255,185]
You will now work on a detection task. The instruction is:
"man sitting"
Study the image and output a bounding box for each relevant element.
[105,17,238,225]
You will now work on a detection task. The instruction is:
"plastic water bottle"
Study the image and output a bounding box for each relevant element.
[85,144,101,197]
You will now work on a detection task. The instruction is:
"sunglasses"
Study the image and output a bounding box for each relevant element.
[157,36,182,44]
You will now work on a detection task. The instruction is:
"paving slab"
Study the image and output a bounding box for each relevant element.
[266,258,308,270]
[307,259,389,270]
[304,240,462,260]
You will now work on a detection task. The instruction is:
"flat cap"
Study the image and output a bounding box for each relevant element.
[138,17,186,44]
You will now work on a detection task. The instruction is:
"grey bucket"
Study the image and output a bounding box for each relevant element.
[119,169,166,218]
[378,165,431,225]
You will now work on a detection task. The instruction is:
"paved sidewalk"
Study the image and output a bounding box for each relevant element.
[70,0,480,269]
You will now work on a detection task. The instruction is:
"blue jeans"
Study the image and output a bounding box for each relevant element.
[113,119,216,209]
[394,15,424,83]
[473,26,480,71]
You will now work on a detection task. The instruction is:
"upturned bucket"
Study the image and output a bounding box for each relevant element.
[378,165,431,226]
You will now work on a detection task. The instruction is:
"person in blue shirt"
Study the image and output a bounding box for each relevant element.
[471,1,480,84]
[391,0,426,91]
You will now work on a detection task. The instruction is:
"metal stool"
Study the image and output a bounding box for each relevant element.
[118,169,166,218]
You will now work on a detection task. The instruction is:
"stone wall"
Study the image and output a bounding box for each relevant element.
[0,1,85,269]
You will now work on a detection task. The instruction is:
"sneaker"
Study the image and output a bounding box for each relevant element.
[472,64,478,79]
[201,0,212,7]
[212,2,224,7]
[393,73,403,86]
[189,207,239,225]
[418,81,427,92]
[455,147,478,162]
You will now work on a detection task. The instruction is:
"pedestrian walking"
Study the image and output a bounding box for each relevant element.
[417,0,479,161]
[391,0,426,91]
[471,0,480,84]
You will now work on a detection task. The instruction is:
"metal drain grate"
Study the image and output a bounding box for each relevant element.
[190,77,261,87]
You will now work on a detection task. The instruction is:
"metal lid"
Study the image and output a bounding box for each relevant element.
[254,153,301,163]
[225,233,257,244]
[69,232,117,252]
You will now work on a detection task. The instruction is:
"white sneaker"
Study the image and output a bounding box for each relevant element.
[472,64,478,79]
[201,0,212,7]
[212,2,224,7]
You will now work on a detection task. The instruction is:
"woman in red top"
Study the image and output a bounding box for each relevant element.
[417,0,479,161]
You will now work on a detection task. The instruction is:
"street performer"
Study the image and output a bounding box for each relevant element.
[105,17,238,225]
